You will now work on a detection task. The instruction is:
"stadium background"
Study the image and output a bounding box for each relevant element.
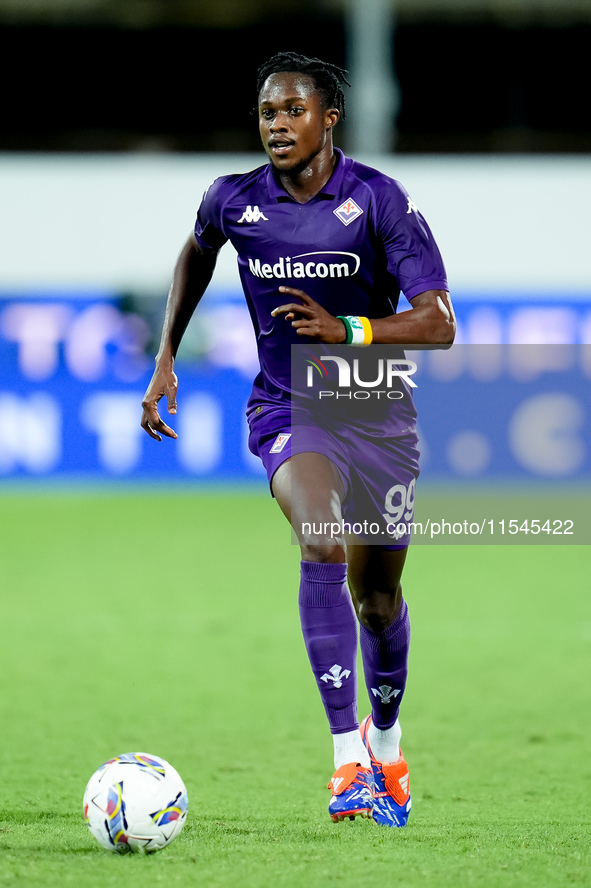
[1,0,590,488]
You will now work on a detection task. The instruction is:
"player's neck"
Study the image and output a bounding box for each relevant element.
[277,146,337,204]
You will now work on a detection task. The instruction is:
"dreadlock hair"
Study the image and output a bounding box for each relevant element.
[256,52,350,119]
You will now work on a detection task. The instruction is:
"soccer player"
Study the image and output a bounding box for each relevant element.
[141,52,454,827]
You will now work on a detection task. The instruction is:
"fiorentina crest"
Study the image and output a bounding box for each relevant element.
[333,197,363,226]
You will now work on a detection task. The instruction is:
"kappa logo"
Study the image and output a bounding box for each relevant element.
[406,196,418,214]
[269,433,291,454]
[321,664,351,689]
[238,205,269,223]
[371,685,401,704]
[334,197,363,226]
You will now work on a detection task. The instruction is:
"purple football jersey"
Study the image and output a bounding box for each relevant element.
[194,148,448,432]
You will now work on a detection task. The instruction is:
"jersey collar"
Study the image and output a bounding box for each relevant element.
[265,148,347,203]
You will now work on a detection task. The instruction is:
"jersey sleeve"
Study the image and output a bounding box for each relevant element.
[193,177,230,253]
[374,178,449,302]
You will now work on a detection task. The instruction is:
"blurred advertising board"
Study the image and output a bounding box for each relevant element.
[1,292,590,484]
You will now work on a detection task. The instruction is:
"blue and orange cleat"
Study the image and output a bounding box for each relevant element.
[360,715,411,827]
[327,761,374,822]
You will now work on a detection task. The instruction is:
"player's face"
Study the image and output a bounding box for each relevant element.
[258,72,339,173]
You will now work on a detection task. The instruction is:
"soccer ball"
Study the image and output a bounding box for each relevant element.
[83,752,189,853]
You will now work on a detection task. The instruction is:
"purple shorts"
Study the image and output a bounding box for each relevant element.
[247,402,420,548]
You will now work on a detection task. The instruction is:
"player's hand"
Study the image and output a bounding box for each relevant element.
[271,287,347,343]
[141,363,179,441]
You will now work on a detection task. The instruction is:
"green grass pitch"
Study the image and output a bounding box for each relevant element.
[0,489,589,887]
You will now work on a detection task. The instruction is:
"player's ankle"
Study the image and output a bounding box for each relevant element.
[368,719,402,763]
[333,728,371,770]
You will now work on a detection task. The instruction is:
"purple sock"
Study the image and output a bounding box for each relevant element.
[360,598,410,730]
[298,561,359,735]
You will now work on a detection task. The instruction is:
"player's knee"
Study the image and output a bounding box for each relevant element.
[357,600,398,633]
[355,584,402,633]
[297,518,346,563]
[300,542,346,564]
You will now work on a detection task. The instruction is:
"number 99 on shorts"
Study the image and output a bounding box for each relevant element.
[382,479,416,537]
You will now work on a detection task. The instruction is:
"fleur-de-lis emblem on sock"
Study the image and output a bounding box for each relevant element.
[371,685,401,704]
[320,664,351,689]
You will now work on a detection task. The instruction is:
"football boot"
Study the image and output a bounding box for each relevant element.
[360,715,411,827]
[327,761,374,822]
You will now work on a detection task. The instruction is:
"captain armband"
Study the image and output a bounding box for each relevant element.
[336,315,373,346]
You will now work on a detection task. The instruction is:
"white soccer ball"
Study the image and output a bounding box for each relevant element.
[83,752,189,853]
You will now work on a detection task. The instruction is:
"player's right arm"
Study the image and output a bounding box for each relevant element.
[141,233,218,441]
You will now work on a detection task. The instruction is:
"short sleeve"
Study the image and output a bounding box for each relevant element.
[194,177,230,253]
[374,179,449,302]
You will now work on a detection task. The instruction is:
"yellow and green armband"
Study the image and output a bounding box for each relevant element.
[337,315,373,346]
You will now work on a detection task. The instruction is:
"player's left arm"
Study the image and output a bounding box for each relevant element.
[271,286,455,345]
[370,288,455,345]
